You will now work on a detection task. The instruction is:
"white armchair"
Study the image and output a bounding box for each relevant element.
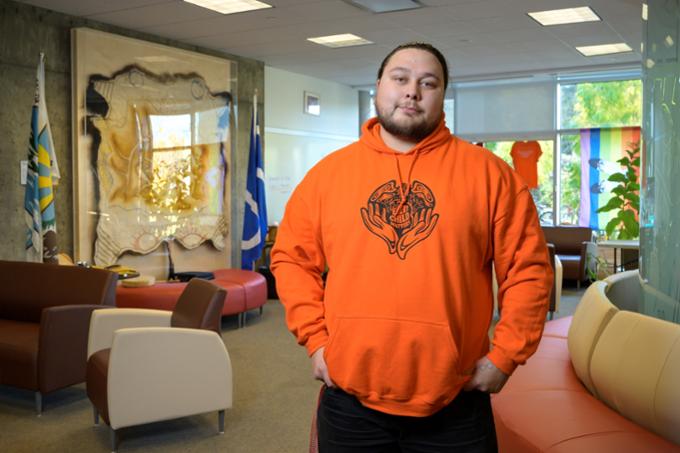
[86,279,231,452]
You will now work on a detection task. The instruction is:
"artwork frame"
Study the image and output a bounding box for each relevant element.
[304,91,320,116]
[71,28,237,276]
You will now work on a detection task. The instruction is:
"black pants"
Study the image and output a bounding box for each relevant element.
[317,387,498,452]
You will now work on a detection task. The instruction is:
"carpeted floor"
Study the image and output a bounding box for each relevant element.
[0,286,586,453]
[0,301,318,453]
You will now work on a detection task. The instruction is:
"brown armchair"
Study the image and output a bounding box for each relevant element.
[0,260,117,413]
[542,226,596,287]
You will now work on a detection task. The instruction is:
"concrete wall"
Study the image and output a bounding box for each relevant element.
[264,66,358,224]
[0,0,264,266]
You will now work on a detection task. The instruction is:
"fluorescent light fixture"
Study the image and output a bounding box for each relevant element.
[307,33,373,48]
[576,43,633,57]
[642,3,648,21]
[528,6,600,26]
[183,0,272,15]
[344,0,422,14]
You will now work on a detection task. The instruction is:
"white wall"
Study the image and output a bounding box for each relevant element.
[264,66,359,224]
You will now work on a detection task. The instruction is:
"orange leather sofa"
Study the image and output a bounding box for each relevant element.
[116,269,267,327]
[0,260,117,413]
[492,271,680,452]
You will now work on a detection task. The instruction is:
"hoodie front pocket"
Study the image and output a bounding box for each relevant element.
[324,317,462,407]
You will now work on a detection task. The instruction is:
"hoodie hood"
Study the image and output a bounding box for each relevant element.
[359,116,452,156]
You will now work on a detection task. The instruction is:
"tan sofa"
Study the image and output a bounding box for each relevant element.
[492,271,680,451]
[0,260,116,413]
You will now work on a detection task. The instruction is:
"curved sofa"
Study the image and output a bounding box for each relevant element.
[492,271,680,452]
[116,269,267,327]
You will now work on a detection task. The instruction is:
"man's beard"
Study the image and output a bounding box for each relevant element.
[376,105,440,142]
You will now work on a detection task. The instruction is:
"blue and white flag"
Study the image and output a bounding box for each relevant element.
[241,98,267,270]
[24,53,60,263]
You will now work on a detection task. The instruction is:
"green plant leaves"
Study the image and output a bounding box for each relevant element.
[597,197,624,213]
[623,192,640,206]
[598,143,640,239]
[608,172,627,183]
[605,217,619,237]
[620,210,639,238]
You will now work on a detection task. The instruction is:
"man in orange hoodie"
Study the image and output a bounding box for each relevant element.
[271,43,552,452]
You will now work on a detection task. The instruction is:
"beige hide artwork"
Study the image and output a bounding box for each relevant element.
[72,28,234,277]
[91,68,230,265]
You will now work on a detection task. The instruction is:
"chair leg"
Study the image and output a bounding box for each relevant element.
[549,311,554,321]
[259,306,263,315]
[93,406,99,425]
[238,313,244,328]
[110,427,118,452]
[35,392,42,416]
[218,410,225,434]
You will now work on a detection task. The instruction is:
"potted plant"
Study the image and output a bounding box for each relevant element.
[596,142,640,240]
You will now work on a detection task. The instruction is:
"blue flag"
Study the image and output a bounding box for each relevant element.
[241,104,267,270]
[24,53,60,263]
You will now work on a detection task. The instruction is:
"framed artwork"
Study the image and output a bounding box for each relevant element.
[71,28,236,276]
[304,91,320,116]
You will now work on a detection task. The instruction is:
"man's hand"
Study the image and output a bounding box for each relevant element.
[311,347,336,388]
[463,356,509,393]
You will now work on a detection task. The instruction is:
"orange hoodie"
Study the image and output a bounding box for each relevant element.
[271,118,552,417]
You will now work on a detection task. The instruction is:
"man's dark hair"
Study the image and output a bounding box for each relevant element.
[377,42,449,90]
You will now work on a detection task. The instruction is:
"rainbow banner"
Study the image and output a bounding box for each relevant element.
[579,127,640,230]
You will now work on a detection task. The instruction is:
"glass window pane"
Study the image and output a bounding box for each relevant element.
[559,133,581,225]
[444,98,454,133]
[485,140,554,225]
[559,80,642,129]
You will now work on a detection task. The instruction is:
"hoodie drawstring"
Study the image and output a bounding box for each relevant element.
[393,149,421,215]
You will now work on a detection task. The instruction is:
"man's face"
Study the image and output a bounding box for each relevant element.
[374,48,445,143]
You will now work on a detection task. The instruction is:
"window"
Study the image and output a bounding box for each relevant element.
[443,98,454,132]
[557,78,642,225]
[559,80,642,130]
[558,133,580,225]
[485,140,555,225]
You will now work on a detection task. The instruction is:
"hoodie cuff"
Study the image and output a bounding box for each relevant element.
[487,348,518,376]
[305,333,329,357]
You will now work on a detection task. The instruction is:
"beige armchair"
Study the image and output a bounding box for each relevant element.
[86,279,231,451]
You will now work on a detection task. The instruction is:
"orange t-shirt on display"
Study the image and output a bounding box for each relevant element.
[510,141,542,189]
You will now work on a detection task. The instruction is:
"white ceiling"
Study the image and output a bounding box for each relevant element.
[17,0,644,87]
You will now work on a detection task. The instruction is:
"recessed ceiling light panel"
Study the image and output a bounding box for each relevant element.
[576,43,633,57]
[183,0,272,15]
[344,0,422,14]
[528,6,601,26]
[307,33,373,48]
